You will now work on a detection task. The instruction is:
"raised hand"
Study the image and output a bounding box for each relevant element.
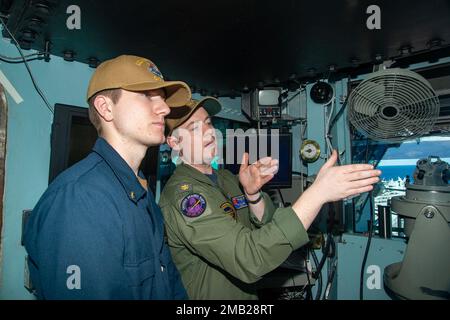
[239,152,279,195]
[310,150,381,204]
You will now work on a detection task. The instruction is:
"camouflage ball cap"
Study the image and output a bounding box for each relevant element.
[87,55,191,107]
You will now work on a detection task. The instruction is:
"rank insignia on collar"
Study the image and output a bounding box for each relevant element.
[220,202,236,219]
[179,183,192,192]
[181,193,207,218]
[231,195,248,210]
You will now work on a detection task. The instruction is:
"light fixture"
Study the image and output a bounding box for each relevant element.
[21,29,35,41]
[399,45,412,56]
[33,2,51,16]
[63,50,75,62]
[19,40,32,50]
[27,16,44,31]
[310,81,334,104]
[88,57,99,68]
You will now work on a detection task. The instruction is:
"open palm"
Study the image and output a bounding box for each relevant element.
[239,152,279,195]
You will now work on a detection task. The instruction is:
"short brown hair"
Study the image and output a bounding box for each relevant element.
[87,88,122,133]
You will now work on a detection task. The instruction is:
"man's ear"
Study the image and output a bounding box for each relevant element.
[167,135,181,151]
[93,95,114,122]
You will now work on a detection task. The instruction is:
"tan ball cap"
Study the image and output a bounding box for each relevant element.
[86,55,191,107]
[165,97,222,136]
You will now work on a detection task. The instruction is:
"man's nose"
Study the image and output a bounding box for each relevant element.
[203,127,216,141]
[157,100,170,116]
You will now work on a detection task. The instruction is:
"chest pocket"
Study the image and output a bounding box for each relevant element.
[124,258,156,299]
[123,201,156,265]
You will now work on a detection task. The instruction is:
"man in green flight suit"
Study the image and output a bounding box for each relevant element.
[159,97,381,299]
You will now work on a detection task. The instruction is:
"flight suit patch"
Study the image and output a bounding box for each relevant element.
[220,202,237,219]
[231,195,248,210]
[180,194,207,218]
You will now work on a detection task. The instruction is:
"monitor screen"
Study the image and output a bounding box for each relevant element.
[258,89,280,106]
[224,131,292,188]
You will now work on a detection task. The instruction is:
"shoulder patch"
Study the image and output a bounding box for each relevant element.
[231,195,248,210]
[180,193,207,218]
[220,202,237,219]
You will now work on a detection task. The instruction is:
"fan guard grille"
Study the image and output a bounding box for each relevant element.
[348,68,440,142]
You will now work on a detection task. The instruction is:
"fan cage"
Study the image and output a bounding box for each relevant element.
[348,68,440,142]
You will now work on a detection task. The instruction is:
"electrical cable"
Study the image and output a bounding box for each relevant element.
[311,248,322,300]
[359,194,374,300]
[323,83,343,166]
[284,88,302,103]
[303,249,313,300]
[314,233,332,282]
[359,138,374,300]
[321,235,337,299]
[322,257,338,300]
[325,96,336,156]
[313,199,337,296]
[0,52,44,61]
[299,119,306,193]
[316,99,339,300]
[277,188,285,207]
[0,56,42,64]
[0,17,53,114]
[328,95,349,134]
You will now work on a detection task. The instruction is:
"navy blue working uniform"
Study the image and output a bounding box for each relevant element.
[24,137,187,300]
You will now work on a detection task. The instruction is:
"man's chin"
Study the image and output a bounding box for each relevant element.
[202,152,217,165]
[145,135,165,147]
[202,159,213,165]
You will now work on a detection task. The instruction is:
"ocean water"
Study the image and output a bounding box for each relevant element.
[377,165,416,181]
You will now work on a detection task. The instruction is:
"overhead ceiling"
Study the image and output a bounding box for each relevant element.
[2,0,450,97]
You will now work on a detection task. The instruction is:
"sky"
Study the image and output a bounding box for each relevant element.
[378,136,450,166]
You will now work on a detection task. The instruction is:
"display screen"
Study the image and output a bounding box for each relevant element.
[224,131,292,188]
[258,89,280,106]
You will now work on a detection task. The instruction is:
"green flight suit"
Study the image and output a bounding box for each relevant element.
[159,163,309,300]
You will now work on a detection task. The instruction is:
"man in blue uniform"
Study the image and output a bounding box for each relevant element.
[24,55,191,299]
